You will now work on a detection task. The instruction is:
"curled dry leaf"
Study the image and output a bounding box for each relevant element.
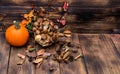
[37,49,45,56]
[27,45,33,50]
[63,2,69,12]
[43,52,51,57]
[17,59,26,65]
[33,58,43,64]
[17,53,25,59]
[63,51,70,60]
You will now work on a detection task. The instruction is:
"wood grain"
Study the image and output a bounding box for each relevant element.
[8,38,36,74]
[103,34,120,73]
[110,34,120,55]
[0,32,10,74]
[60,33,87,74]
[0,0,120,7]
[0,0,120,33]
[78,34,120,74]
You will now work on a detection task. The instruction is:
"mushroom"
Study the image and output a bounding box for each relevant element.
[41,34,47,40]
[34,22,39,27]
[37,18,43,23]
[35,35,41,42]
[63,30,71,37]
[32,27,37,32]
[35,30,40,35]
[38,26,43,31]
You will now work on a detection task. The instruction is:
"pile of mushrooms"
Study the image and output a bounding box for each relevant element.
[33,17,64,47]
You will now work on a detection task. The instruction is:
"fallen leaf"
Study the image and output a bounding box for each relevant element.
[37,49,45,56]
[63,2,68,12]
[33,58,43,64]
[63,51,70,59]
[43,52,51,57]
[26,51,37,58]
[27,45,33,50]
[17,59,26,65]
[36,62,43,68]
[17,53,25,59]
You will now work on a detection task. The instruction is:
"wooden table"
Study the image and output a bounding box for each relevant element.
[0,32,120,74]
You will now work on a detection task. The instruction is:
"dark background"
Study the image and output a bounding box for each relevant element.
[0,0,120,33]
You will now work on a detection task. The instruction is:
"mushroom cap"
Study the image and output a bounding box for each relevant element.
[63,30,71,34]
[35,35,41,42]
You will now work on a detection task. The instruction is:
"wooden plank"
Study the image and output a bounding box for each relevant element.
[60,33,87,74]
[8,38,36,74]
[78,34,118,74]
[103,34,120,73]
[0,6,118,15]
[110,34,120,54]
[35,44,60,74]
[0,32,10,74]
[0,0,120,7]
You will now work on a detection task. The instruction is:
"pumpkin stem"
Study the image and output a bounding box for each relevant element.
[13,21,20,29]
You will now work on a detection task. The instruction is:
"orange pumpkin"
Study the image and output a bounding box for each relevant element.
[5,21,29,46]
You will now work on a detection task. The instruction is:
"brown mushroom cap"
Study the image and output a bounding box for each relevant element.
[63,30,71,34]
[41,34,47,40]
[63,30,72,37]
[34,22,39,27]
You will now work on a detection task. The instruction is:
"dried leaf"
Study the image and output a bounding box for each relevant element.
[57,56,62,62]
[63,2,69,12]
[64,56,69,63]
[42,53,51,59]
[26,51,37,58]
[29,48,35,52]
[17,53,25,59]
[17,59,26,65]
[36,62,42,68]
[33,58,43,64]
[64,46,69,52]
[27,45,33,50]
[37,49,45,56]
[63,51,70,60]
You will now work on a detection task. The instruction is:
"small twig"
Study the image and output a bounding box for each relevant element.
[74,54,83,60]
